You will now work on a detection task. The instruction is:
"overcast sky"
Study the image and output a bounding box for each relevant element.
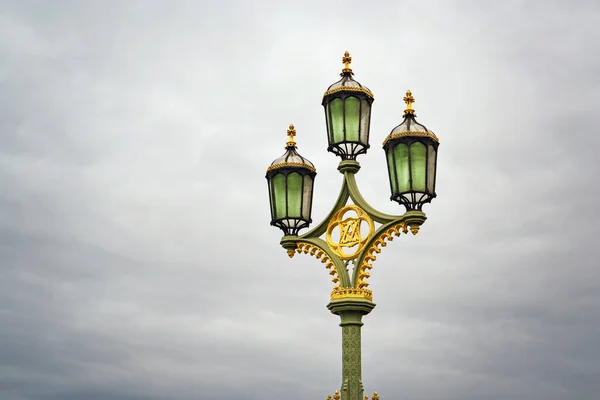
[1,1,599,399]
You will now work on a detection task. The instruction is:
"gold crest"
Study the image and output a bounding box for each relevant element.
[326,205,374,260]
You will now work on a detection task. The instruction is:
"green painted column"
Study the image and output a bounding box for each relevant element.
[328,297,376,400]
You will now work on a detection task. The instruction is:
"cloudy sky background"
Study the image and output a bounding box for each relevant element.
[1,1,599,399]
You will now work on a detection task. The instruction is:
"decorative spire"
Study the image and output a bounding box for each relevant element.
[286,124,297,147]
[327,395,332,400]
[372,392,379,400]
[403,90,415,116]
[333,390,341,400]
[341,51,353,75]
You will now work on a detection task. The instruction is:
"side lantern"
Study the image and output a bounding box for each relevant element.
[383,91,439,211]
[266,124,317,236]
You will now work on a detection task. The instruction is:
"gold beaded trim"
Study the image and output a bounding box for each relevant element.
[323,85,374,99]
[382,130,440,146]
[266,162,316,174]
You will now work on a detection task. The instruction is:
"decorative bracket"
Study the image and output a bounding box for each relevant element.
[280,160,426,301]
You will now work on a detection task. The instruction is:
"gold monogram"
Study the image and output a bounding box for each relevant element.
[326,205,374,260]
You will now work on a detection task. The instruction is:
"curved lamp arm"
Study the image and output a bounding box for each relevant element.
[344,172,399,224]
[280,236,351,287]
[280,160,427,296]
[301,179,349,240]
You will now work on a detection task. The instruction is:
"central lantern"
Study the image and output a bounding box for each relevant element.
[322,52,374,160]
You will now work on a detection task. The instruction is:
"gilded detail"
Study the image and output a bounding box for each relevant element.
[356,222,408,289]
[296,242,340,284]
[323,85,374,100]
[403,90,415,115]
[266,162,317,174]
[333,390,341,400]
[286,124,297,147]
[342,51,353,74]
[372,392,379,400]
[327,205,375,260]
[330,286,373,301]
[382,130,440,146]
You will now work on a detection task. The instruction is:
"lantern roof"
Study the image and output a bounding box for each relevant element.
[322,52,374,101]
[382,90,439,147]
[266,124,316,174]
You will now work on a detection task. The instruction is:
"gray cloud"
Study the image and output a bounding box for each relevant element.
[1,1,599,399]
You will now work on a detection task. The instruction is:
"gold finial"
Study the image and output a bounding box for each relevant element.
[372,392,379,400]
[365,396,369,400]
[286,124,296,147]
[403,90,415,115]
[342,51,353,74]
[333,390,341,400]
[327,395,332,400]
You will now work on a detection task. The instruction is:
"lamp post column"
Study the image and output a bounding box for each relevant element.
[328,297,376,400]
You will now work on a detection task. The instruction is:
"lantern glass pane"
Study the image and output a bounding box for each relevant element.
[427,144,437,193]
[360,99,371,144]
[272,173,287,219]
[302,175,313,220]
[326,103,332,142]
[393,143,410,192]
[410,142,427,192]
[330,98,344,143]
[287,172,303,218]
[386,148,397,193]
[344,96,360,142]
[268,180,275,218]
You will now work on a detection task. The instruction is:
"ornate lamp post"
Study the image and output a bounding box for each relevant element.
[266,52,440,400]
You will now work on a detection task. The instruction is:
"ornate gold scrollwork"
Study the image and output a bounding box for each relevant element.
[356,222,408,289]
[295,242,340,284]
[326,205,375,260]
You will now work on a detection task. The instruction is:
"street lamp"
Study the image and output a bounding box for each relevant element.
[265,52,440,400]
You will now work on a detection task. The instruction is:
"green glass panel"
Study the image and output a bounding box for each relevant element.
[410,142,427,192]
[394,144,410,192]
[360,99,371,144]
[325,103,332,142]
[287,172,303,218]
[330,98,344,143]
[268,180,275,218]
[272,173,287,219]
[302,175,313,220]
[386,149,397,193]
[427,144,436,193]
[344,96,360,142]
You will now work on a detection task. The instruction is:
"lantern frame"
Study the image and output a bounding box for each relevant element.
[382,91,439,211]
[322,52,374,161]
[265,125,317,236]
